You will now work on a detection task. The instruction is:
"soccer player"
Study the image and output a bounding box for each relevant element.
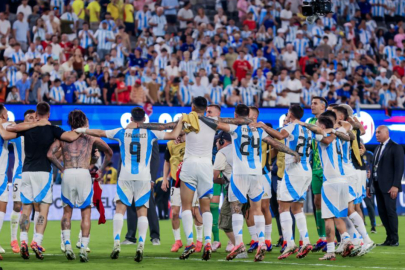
[300,116,354,261]
[332,106,375,256]
[9,109,36,254]
[200,104,300,262]
[0,102,81,260]
[308,96,328,251]
[47,110,113,262]
[162,133,203,253]
[75,107,183,262]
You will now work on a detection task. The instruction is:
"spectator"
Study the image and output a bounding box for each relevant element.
[103,162,118,184]
[131,79,150,105]
[177,1,193,30]
[94,20,115,61]
[86,77,102,104]
[86,0,101,32]
[16,72,30,103]
[13,12,30,52]
[49,78,66,104]
[0,12,11,39]
[6,86,21,103]
[149,7,167,38]
[162,0,179,31]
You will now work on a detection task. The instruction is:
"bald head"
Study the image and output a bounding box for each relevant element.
[376,125,389,143]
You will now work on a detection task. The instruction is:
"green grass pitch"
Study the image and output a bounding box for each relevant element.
[0,216,403,270]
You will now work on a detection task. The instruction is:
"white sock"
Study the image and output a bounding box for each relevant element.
[280,212,294,247]
[265,224,272,242]
[34,233,43,246]
[182,210,194,245]
[254,215,265,245]
[81,237,90,251]
[173,228,181,241]
[78,230,82,242]
[341,232,351,243]
[138,216,148,246]
[10,210,20,242]
[248,226,258,242]
[342,217,360,245]
[113,213,124,243]
[20,232,28,244]
[349,212,372,244]
[202,212,213,244]
[33,211,39,234]
[294,212,310,245]
[327,242,335,253]
[62,230,71,246]
[232,214,244,246]
[195,225,203,242]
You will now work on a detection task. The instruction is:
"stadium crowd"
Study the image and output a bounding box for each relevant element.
[1,0,405,109]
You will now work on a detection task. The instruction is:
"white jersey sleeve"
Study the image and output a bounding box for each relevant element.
[105,128,123,141]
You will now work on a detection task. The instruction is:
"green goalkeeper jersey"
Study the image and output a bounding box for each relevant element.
[309,117,323,171]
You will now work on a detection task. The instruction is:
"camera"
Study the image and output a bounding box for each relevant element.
[302,0,333,24]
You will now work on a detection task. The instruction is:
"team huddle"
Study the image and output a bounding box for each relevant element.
[0,95,375,263]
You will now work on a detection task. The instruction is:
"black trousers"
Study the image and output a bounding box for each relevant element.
[374,183,398,243]
[363,196,376,227]
[125,191,160,242]
[155,181,170,219]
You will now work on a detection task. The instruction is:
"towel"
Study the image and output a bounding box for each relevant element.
[174,161,183,188]
[93,180,106,225]
[182,112,200,133]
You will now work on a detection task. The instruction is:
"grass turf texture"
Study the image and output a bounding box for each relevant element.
[0,216,403,270]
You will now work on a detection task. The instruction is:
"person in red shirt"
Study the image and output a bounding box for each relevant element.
[393,60,405,77]
[233,51,252,82]
[243,12,256,31]
[112,73,130,104]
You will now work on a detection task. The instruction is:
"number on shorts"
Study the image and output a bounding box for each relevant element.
[13,183,18,192]
[170,187,174,197]
[239,134,260,156]
[129,142,141,162]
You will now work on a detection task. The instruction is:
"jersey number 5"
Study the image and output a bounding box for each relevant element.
[129,142,141,162]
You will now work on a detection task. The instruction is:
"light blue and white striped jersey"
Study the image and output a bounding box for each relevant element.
[156,75,166,92]
[293,38,309,57]
[10,136,24,180]
[209,85,222,104]
[179,60,196,80]
[154,55,168,70]
[52,0,64,14]
[179,83,192,105]
[274,36,285,50]
[252,56,265,71]
[228,124,264,175]
[41,53,52,64]
[149,14,167,36]
[126,74,137,87]
[396,0,405,15]
[114,44,125,66]
[274,82,284,95]
[33,27,46,40]
[11,51,25,63]
[370,0,386,17]
[386,0,395,16]
[383,45,396,60]
[226,25,240,35]
[247,5,259,21]
[316,135,345,181]
[286,26,298,43]
[50,86,65,102]
[359,29,372,45]
[0,123,10,178]
[339,130,356,176]
[282,123,312,171]
[50,70,62,81]
[99,19,117,33]
[322,17,336,29]
[301,88,311,106]
[106,128,166,181]
[312,26,324,47]
[4,66,18,87]
[136,10,151,31]
[94,29,115,50]
[259,8,267,25]
[223,85,234,98]
[75,80,88,103]
[79,30,94,49]
[86,87,101,104]
[240,86,255,106]
[272,2,282,18]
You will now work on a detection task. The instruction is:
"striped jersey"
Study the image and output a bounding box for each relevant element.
[228,124,264,175]
[312,26,324,47]
[179,60,196,80]
[94,29,114,50]
[370,0,386,16]
[293,38,309,57]
[74,81,88,103]
[282,123,312,171]
[4,66,18,87]
[136,10,151,31]
[106,128,166,181]
[79,30,94,49]
[50,86,65,102]
[86,87,101,104]
[209,85,222,104]
[179,83,192,105]
[240,86,255,106]
[10,136,24,180]
[339,130,356,176]
[315,135,345,181]
[11,51,25,63]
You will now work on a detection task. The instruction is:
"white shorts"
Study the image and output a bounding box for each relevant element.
[229,174,263,203]
[278,163,312,202]
[115,180,150,208]
[0,174,9,203]
[171,186,199,207]
[180,157,213,199]
[12,166,22,202]
[355,170,367,203]
[261,173,272,200]
[346,174,358,203]
[61,169,93,208]
[21,172,53,204]
[321,178,349,219]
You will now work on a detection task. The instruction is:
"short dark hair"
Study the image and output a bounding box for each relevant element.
[131,107,146,122]
[318,116,334,129]
[0,104,4,115]
[311,96,328,107]
[289,105,304,120]
[321,110,336,123]
[68,110,88,129]
[24,109,35,117]
[208,104,221,112]
[333,106,348,121]
[249,106,259,116]
[235,104,249,117]
[192,96,208,112]
[36,102,50,116]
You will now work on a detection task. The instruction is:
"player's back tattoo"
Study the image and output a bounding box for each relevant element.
[61,135,96,169]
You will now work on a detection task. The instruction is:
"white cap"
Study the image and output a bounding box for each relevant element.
[277,28,286,34]
[296,30,303,35]
[156,37,165,43]
[380,68,387,73]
